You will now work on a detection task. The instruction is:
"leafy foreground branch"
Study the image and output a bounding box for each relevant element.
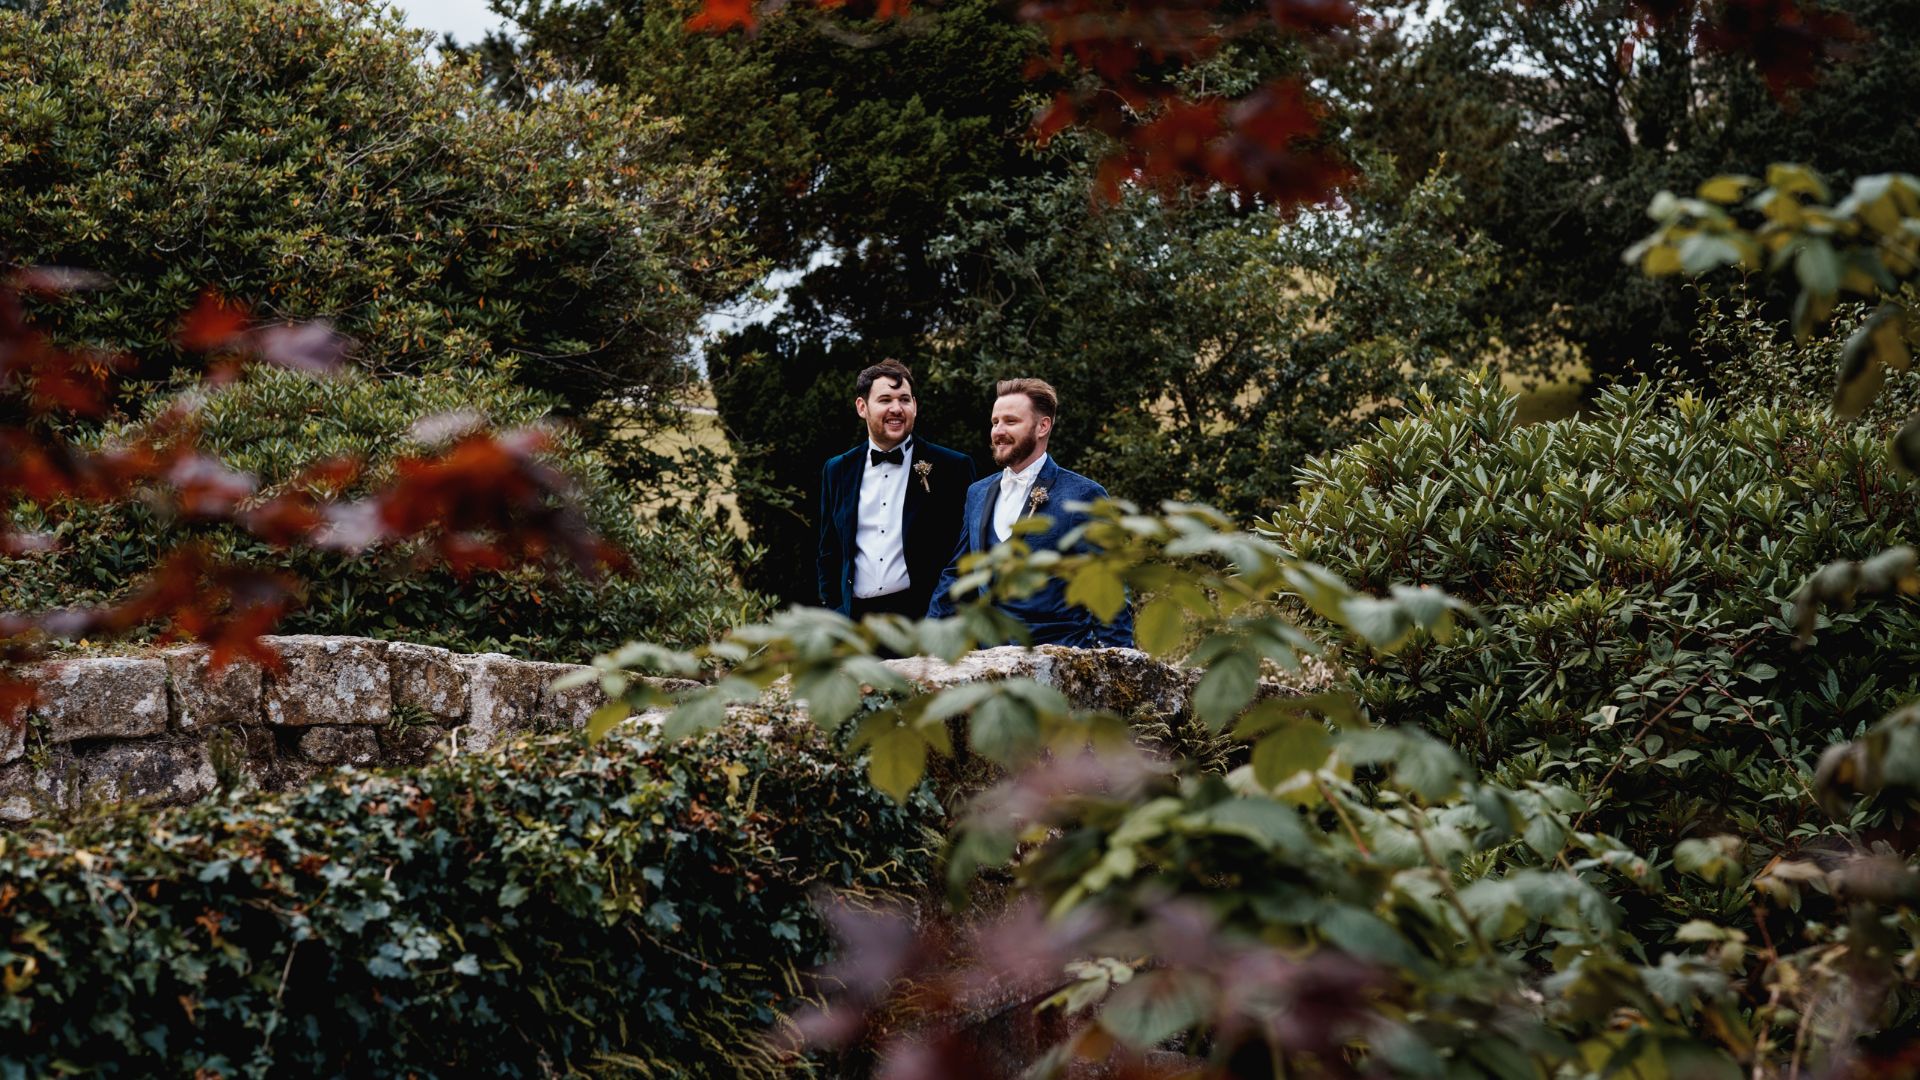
[573,498,1920,1076]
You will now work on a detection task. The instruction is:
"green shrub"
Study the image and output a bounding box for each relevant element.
[1261,380,1920,867]
[0,0,749,433]
[0,720,939,1078]
[1,366,770,657]
[1688,287,1920,431]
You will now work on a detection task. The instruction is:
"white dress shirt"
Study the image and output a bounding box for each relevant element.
[992,453,1049,543]
[853,438,914,599]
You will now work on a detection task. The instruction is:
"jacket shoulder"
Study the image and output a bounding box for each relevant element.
[1048,465,1110,499]
[915,440,972,468]
[824,445,865,472]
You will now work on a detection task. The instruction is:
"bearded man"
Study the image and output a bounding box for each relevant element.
[817,359,977,619]
[927,377,1133,647]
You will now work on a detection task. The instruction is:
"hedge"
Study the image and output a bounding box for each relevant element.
[1261,379,1920,868]
[1,366,770,659]
[0,720,940,1078]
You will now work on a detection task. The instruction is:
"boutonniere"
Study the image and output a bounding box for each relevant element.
[913,460,932,492]
[1027,486,1049,515]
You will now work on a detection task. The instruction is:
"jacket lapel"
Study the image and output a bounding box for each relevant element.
[835,447,863,545]
[976,475,999,551]
[1025,458,1062,528]
[901,442,926,547]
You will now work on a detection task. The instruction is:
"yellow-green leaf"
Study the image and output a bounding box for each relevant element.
[585,700,631,742]
[867,725,926,802]
[1135,597,1184,656]
[1251,718,1332,788]
[1066,565,1127,622]
[1696,174,1754,204]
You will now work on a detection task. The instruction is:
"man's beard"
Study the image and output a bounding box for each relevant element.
[868,412,913,446]
[991,431,1038,467]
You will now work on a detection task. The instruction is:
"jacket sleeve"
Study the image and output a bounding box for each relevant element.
[927,505,971,619]
[816,460,841,610]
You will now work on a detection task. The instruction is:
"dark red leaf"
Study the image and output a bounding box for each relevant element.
[686,0,756,32]
[1696,0,1862,97]
[166,453,258,518]
[177,292,251,352]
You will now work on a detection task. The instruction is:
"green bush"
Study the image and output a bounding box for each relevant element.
[1261,380,1920,864]
[0,0,748,430]
[1,366,770,657]
[0,720,940,1078]
[1688,287,1920,431]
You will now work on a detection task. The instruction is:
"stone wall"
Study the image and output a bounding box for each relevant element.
[1,637,1324,822]
[0,636,640,822]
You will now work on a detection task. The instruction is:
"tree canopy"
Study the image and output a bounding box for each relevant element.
[1,0,751,430]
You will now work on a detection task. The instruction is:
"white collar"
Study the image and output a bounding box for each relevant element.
[1000,452,1048,485]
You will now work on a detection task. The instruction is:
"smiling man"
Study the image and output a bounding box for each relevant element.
[928,377,1133,647]
[817,359,976,619]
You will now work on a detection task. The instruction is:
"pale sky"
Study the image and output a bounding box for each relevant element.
[391,0,513,46]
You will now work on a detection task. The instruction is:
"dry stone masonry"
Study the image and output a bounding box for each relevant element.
[0,635,619,822]
[0,637,1326,822]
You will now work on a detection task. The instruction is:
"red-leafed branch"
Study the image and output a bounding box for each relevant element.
[1,271,624,729]
[682,0,1859,205]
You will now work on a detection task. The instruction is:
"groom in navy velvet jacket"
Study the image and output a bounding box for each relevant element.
[928,377,1133,647]
[817,359,977,619]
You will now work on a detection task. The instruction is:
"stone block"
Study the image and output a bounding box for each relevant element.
[162,645,264,731]
[531,662,605,732]
[378,722,451,767]
[883,645,1046,691]
[454,654,547,754]
[297,726,380,767]
[71,740,214,807]
[32,657,169,743]
[1038,646,1201,723]
[1,716,22,765]
[388,642,469,722]
[261,635,392,727]
[0,759,64,822]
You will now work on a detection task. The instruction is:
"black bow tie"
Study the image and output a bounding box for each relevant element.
[870,445,905,467]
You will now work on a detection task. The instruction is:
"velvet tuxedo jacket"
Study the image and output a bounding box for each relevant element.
[927,456,1134,648]
[817,438,977,617]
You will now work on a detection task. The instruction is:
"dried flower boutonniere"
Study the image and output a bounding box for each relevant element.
[1027,485,1050,516]
[913,460,932,492]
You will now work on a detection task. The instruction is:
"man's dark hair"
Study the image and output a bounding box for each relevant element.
[995,377,1058,422]
[856,359,915,399]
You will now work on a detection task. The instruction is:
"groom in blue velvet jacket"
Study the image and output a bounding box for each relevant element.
[928,377,1133,647]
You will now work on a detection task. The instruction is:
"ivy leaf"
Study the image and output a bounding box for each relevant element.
[1135,597,1184,657]
[662,690,725,742]
[794,670,862,731]
[866,725,926,802]
[970,694,1039,765]
[1066,564,1127,622]
[1192,651,1258,730]
[1251,719,1331,788]
[1098,969,1211,1050]
[585,700,631,742]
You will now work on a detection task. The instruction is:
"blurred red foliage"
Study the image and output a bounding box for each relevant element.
[684,0,1858,206]
[1,272,623,725]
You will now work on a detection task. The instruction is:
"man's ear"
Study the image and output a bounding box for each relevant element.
[1037,415,1054,441]
[855,396,870,420]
